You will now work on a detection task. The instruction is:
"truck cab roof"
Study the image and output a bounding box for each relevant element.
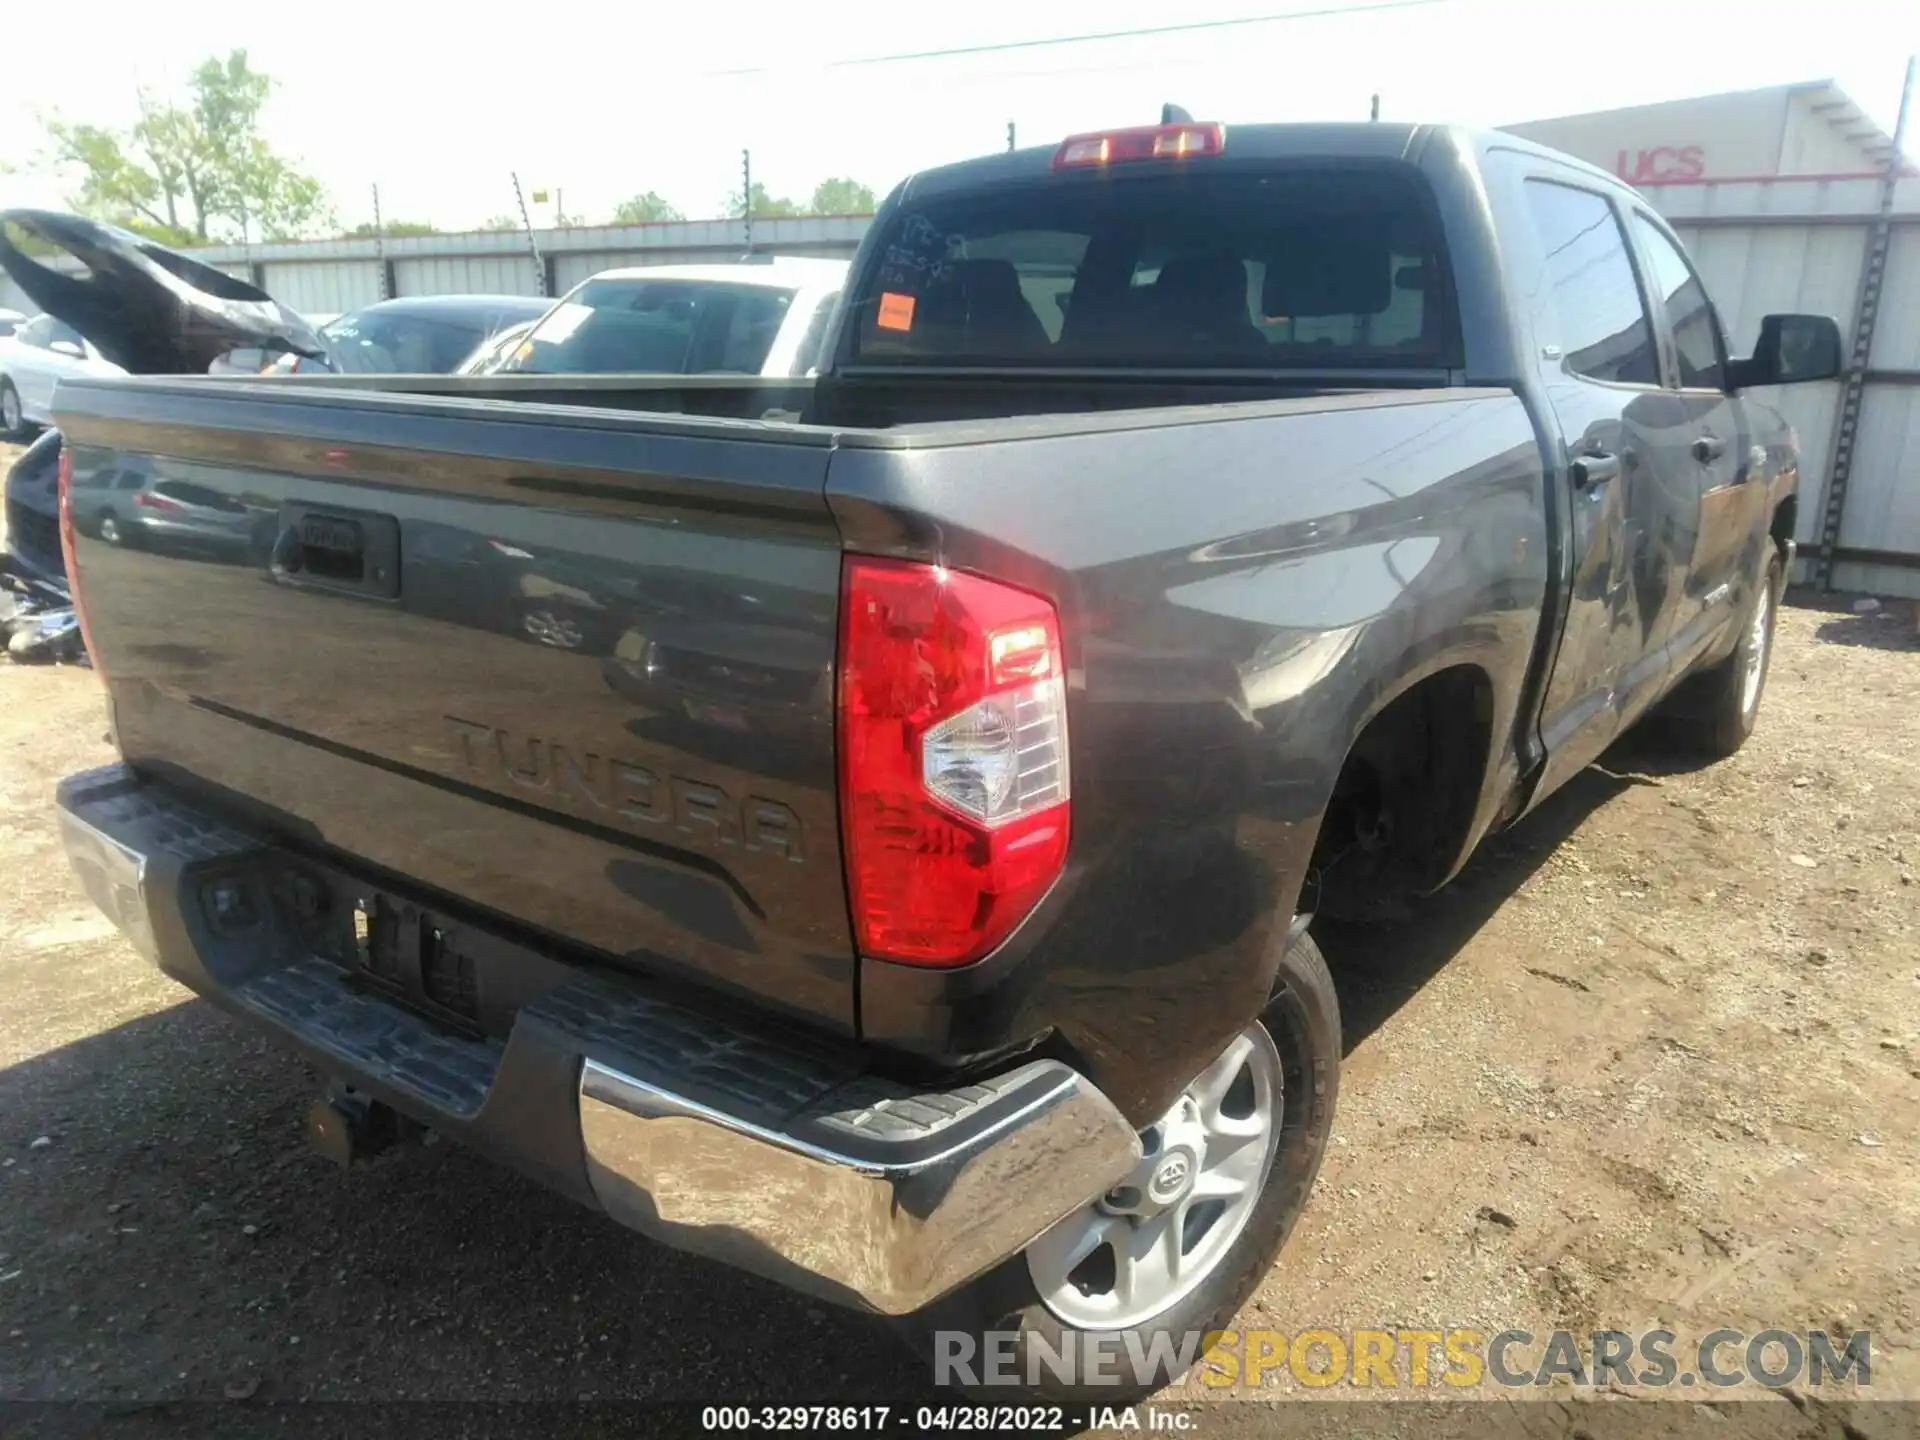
[896,121,1630,203]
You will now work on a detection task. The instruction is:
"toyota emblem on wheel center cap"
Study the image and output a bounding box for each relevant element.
[1149,1152,1193,1205]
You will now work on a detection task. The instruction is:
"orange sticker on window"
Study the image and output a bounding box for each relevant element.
[877,292,916,332]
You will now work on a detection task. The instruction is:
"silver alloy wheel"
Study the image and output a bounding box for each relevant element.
[1739,578,1773,718]
[100,515,123,545]
[523,608,585,650]
[1,385,19,433]
[1026,1022,1283,1330]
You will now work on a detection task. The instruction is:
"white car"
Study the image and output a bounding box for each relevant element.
[478,257,849,377]
[0,315,124,436]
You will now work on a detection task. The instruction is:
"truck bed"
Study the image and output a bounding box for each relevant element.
[57,371,1549,1111]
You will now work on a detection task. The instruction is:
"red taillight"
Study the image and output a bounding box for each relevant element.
[838,558,1071,967]
[1054,122,1226,170]
[56,445,106,680]
[133,491,182,511]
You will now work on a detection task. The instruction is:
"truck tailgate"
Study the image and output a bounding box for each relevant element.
[56,378,857,1031]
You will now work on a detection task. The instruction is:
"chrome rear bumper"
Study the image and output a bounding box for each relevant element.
[56,763,1140,1314]
[580,1056,1138,1315]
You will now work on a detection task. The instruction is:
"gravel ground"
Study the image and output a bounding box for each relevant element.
[1,436,1916,1436]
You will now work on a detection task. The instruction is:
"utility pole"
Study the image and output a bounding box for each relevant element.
[370,184,390,300]
[1007,121,1017,152]
[510,171,548,298]
[1813,53,1915,589]
[742,149,754,253]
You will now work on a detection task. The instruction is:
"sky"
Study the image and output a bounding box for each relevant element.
[2,0,1915,234]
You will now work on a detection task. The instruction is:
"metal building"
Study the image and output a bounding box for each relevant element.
[162,216,867,318]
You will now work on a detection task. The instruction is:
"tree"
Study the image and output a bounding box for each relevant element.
[611,192,683,225]
[807,178,876,215]
[349,219,437,238]
[479,215,523,232]
[39,49,331,244]
[723,182,803,220]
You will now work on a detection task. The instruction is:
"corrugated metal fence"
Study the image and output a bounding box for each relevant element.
[4,190,1915,594]
[1661,175,1920,598]
[1,215,871,319]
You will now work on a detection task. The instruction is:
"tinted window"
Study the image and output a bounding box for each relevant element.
[717,288,795,372]
[319,312,486,373]
[1522,182,1658,386]
[47,320,85,351]
[497,279,796,375]
[16,316,51,348]
[1632,215,1725,390]
[850,169,1454,369]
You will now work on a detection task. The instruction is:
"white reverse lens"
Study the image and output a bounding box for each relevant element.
[922,677,1069,825]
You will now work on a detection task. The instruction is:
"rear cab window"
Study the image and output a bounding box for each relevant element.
[844,166,1458,371]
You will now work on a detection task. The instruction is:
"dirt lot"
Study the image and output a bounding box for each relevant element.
[1,436,1916,1434]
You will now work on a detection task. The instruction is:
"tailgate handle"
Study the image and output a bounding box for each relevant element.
[274,517,361,579]
[271,504,400,599]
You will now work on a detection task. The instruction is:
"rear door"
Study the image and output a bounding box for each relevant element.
[1511,178,1678,797]
[1626,211,1759,674]
[62,384,858,1032]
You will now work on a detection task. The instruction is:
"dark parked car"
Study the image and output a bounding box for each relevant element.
[266,295,551,374]
[50,119,1839,1401]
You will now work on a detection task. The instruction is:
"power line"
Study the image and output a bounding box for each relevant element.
[709,0,1449,78]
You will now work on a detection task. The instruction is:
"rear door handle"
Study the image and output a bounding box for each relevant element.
[1691,434,1727,463]
[1571,451,1621,490]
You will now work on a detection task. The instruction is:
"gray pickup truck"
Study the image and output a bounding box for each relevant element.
[50,120,1838,1396]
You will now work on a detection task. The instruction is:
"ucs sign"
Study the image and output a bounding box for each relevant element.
[1615,146,1707,183]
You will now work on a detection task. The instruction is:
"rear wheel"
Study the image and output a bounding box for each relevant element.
[906,932,1341,1402]
[1658,552,1782,759]
[0,379,27,438]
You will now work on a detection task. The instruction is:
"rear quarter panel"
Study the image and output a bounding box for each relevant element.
[828,389,1548,1121]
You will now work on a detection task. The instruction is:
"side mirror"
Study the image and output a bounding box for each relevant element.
[1729,313,1842,388]
[49,339,85,359]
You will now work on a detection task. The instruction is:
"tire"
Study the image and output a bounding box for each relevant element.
[98,512,126,547]
[1659,552,1783,759]
[905,932,1341,1403]
[0,378,28,439]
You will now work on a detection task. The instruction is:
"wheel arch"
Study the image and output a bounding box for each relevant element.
[1301,661,1501,921]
